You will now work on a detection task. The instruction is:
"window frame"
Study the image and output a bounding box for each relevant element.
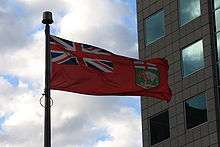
[184,92,208,130]
[180,39,205,78]
[144,9,166,46]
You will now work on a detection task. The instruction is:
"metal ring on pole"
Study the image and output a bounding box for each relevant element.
[40,93,45,108]
[40,93,54,108]
[50,97,54,107]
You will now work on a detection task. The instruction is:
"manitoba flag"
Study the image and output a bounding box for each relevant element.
[50,35,172,101]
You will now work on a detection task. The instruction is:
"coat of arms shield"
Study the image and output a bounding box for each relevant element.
[135,63,160,89]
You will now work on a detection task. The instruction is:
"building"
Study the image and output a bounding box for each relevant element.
[136,0,220,146]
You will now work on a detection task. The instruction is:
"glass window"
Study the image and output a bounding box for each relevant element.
[150,111,170,145]
[215,0,220,9]
[144,10,165,45]
[215,9,220,32]
[217,33,220,59]
[185,94,207,129]
[179,0,201,26]
[181,40,204,77]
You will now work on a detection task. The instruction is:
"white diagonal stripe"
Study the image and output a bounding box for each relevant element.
[84,58,112,72]
[51,35,76,51]
[51,54,68,62]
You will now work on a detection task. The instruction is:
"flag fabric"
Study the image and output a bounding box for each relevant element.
[50,35,172,101]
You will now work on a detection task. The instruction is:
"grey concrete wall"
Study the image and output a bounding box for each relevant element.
[137,0,219,146]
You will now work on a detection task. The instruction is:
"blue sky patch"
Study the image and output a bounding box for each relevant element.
[119,97,141,115]
[95,129,112,142]
[3,74,19,87]
[9,0,26,17]
[0,116,6,132]
[0,114,12,134]
[96,134,112,142]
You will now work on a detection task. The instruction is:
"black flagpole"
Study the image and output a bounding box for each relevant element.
[42,11,53,147]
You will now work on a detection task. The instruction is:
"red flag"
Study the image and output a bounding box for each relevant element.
[50,35,172,101]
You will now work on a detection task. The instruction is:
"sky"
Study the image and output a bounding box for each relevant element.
[0,0,142,147]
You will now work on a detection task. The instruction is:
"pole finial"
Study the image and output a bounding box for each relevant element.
[42,11,54,24]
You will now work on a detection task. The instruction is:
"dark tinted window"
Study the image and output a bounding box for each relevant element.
[179,0,201,25]
[144,10,165,45]
[150,111,170,145]
[185,94,207,129]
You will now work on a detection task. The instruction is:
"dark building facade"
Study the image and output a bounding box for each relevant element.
[137,0,220,146]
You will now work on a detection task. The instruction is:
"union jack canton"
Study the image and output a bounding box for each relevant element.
[50,36,113,73]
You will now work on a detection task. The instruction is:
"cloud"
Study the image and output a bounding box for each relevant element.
[59,0,138,58]
[0,86,141,147]
[0,1,29,50]
[51,91,141,147]
[0,76,43,147]
[0,0,67,52]
[0,30,45,85]
[94,108,142,147]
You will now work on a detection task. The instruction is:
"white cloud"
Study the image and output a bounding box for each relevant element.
[94,108,142,147]
[0,30,45,85]
[0,76,43,147]
[59,0,138,58]
[51,91,142,147]
[0,87,142,147]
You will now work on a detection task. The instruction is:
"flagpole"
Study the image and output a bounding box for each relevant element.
[42,11,53,147]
